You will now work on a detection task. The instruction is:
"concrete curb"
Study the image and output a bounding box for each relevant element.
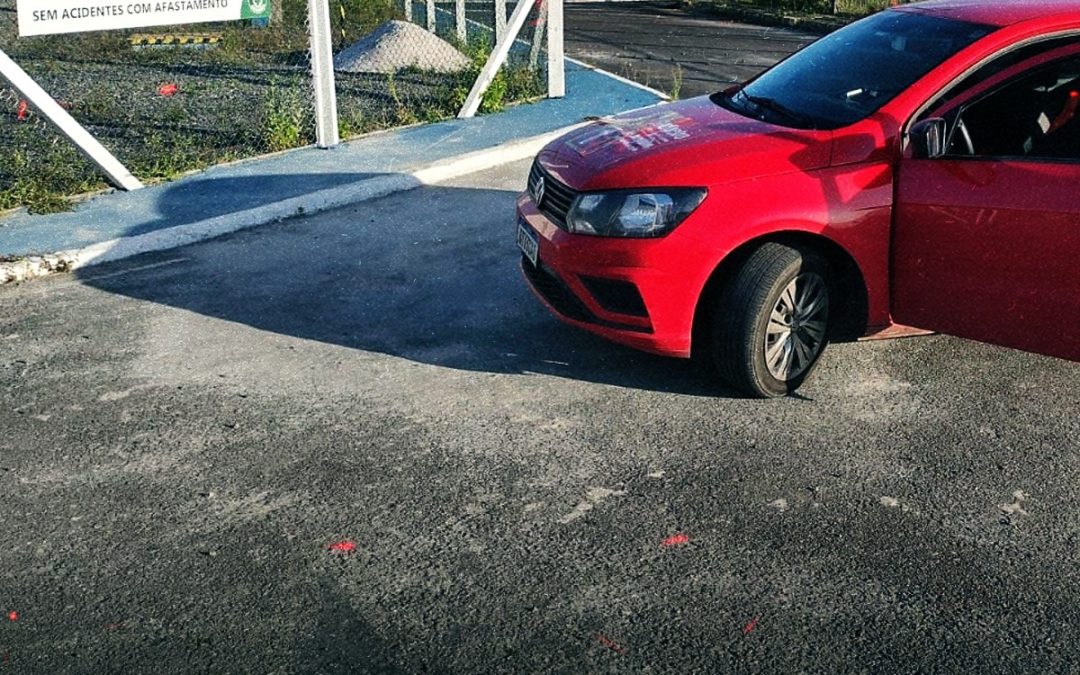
[0,123,585,286]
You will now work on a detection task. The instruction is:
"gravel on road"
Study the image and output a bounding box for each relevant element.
[1,159,1079,672]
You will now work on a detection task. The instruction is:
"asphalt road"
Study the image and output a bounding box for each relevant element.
[565,2,817,98]
[2,159,1080,672]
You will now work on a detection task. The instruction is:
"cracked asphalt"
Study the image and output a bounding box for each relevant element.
[1,159,1079,672]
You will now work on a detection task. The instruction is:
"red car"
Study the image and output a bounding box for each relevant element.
[517,0,1080,397]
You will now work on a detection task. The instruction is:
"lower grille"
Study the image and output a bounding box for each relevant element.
[580,275,649,317]
[521,256,592,323]
[520,256,653,334]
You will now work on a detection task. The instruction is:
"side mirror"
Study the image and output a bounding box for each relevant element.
[908,118,947,159]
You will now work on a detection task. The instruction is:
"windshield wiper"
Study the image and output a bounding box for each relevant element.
[741,93,811,127]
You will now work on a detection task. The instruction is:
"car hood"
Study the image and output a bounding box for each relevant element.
[538,96,834,191]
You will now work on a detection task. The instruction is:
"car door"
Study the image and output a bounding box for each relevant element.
[891,39,1080,362]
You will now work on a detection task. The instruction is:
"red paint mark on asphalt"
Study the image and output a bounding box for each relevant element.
[661,533,690,547]
[596,633,627,655]
[105,622,125,630]
[16,100,27,121]
[328,540,357,553]
[158,83,179,97]
[742,616,760,635]
[6,611,16,622]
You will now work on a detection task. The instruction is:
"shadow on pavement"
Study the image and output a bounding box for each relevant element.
[122,172,389,237]
[294,579,405,674]
[76,175,736,397]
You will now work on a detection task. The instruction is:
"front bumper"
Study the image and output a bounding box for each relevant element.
[516,193,711,358]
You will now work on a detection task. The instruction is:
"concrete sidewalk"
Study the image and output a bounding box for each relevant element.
[0,61,665,283]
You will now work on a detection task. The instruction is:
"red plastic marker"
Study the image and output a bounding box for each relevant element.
[158,83,179,97]
[7,610,17,622]
[328,539,356,553]
[743,616,760,635]
[16,100,27,121]
[661,533,690,547]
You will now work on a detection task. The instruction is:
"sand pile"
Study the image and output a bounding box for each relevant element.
[334,20,471,74]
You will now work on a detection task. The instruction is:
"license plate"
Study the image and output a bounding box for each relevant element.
[517,222,539,267]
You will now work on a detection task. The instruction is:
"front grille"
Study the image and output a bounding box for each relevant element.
[528,160,578,229]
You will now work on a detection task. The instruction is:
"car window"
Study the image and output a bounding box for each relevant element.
[714,11,994,130]
[921,37,1080,161]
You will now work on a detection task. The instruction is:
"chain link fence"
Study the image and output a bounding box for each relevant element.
[0,0,322,212]
[0,0,549,214]
[333,0,547,137]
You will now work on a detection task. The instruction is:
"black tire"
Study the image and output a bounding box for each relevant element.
[711,243,832,398]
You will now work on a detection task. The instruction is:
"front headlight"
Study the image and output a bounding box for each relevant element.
[565,188,707,238]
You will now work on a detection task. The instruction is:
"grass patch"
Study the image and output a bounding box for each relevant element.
[669,64,684,100]
[262,78,313,151]
[0,125,103,214]
[0,0,544,213]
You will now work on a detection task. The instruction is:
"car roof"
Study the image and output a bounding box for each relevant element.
[896,0,1080,28]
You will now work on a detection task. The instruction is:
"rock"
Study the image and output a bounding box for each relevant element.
[333,20,471,74]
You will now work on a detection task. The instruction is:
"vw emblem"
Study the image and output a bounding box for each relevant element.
[534,176,546,208]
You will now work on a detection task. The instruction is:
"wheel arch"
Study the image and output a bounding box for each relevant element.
[690,231,870,358]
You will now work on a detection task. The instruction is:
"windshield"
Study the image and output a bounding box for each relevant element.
[715,11,995,129]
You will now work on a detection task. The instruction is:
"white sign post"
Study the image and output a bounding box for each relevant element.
[546,0,563,98]
[306,0,339,148]
[18,0,272,37]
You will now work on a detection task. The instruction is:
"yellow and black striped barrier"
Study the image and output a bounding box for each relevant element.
[129,33,222,47]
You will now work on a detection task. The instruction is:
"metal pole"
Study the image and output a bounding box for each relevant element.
[528,0,547,69]
[427,0,436,31]
[456,0,467,42]
[404,0,412,22]
[307,0,340,148]
[495,0,507,42]
[547,0,564,97]
[0,48,142,191]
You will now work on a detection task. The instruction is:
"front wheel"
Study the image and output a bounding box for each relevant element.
[711,243,832,398]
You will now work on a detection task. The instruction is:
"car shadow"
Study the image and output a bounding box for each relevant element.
[76,174,739,398]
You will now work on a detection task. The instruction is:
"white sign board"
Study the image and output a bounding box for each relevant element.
[17,0,271,37]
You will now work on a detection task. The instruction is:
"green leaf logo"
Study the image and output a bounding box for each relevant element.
[242,0,270,19]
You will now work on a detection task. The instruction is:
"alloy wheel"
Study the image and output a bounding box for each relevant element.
[764,272,829,381]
